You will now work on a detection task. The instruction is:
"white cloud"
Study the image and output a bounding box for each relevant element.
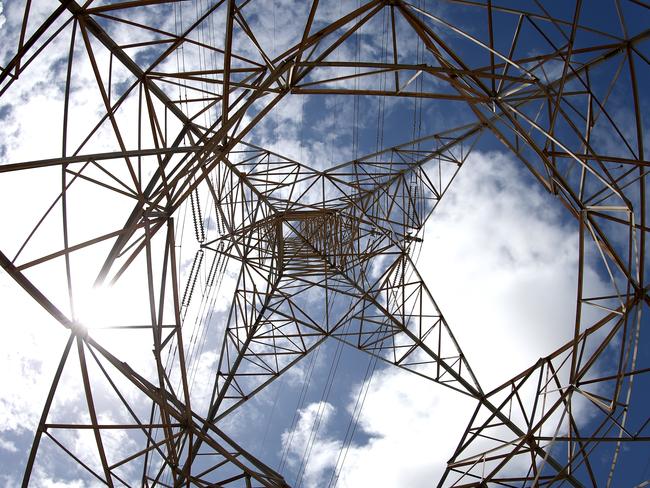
[0,437,17,453]
[281,401,342,488]
[334,367,473,488]
[0,272,73,435]
[29,467,87,488]
[422,151,609,388]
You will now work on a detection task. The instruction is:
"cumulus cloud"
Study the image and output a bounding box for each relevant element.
[335,368,474,488]
[0,272,72,436]
[0,437,17,453]
[422,151,609,388]
[28,467,86,488]
[281,401,342,488]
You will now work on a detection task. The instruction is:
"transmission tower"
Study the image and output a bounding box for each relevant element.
[0,0,648,486]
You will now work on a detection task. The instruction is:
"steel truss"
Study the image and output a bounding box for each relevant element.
[0,0,648,486]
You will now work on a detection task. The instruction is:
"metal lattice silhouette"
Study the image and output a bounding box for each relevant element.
[0,1,648,486]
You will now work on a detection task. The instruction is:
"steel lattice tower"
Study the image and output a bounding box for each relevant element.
[0,0,648,486]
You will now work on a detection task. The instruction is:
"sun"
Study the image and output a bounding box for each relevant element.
[75,281,149,330]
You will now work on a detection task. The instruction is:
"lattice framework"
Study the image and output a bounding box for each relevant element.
[0,1,648,486]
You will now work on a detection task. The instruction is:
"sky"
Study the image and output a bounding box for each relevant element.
[0,1,648,487]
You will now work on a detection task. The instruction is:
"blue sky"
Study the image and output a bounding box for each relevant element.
[0,1,649,487]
